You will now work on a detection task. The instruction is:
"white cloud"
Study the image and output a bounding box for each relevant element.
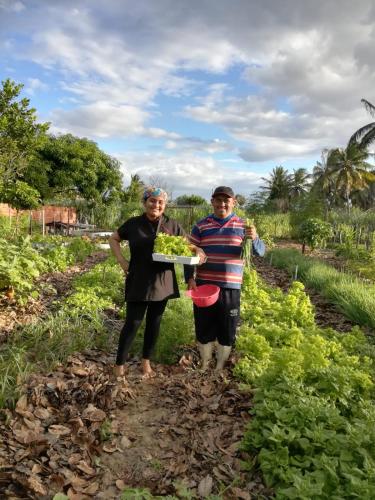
[50,102,150,138]
[0,0,25,12]
[116,151,262,199]
[25,77,48,95]
[165,136,234,154]
[2,0,375,167]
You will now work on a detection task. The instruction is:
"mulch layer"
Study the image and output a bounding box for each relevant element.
[0,351,272,499]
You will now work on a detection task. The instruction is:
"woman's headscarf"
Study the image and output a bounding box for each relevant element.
[142,186,168,202]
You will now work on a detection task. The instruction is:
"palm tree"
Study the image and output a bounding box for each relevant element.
[123,174,145,203]
[349,99,375,151]
[326,142,375,213]
[261,166,291,212]
[351,170,375,209]
[290,168,311,199]
[312,150,337,215]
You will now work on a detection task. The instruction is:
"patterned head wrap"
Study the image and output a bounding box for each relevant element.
[142,186,168,202]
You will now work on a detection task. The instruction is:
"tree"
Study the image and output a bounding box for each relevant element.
[235,194,246,207]
[123,174,145,203]
[289,168,311,199]
[260,166,291,212]
[349,99,375,150]
[0,78,49,197]
[35,134,123,204]
[326,142,375,213]
[2,180,40,211]
[175,194,206,206]
[311,150,337,216]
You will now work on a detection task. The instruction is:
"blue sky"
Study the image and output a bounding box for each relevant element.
[1,0,374,199]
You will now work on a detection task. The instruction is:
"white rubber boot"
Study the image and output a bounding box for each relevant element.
[197,342,214,370]
[215,344,231,371]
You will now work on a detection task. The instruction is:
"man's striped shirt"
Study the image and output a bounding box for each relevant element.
[189,213,265,289]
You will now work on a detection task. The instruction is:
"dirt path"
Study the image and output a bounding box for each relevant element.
[0,251,108,341]
[252,256,357,333]
[0,351,272,499]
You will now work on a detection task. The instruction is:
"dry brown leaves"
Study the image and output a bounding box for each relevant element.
[97,363,271,499]
[0,347,271,498]
[0,350,133,498]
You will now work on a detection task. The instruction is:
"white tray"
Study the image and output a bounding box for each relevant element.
[152,253,199,265]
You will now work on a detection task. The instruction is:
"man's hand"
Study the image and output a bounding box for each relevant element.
[187,278,197,290]
[245,224,258,241]
[194,247,207,265]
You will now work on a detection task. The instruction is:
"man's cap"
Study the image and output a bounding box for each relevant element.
[212,186,235,198]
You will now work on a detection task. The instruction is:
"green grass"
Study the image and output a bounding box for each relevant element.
[267,248,375,330]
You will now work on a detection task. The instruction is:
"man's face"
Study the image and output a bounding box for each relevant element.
[211,195,236,219]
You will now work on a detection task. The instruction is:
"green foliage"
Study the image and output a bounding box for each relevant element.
[236,268,375,498]
[299,218,333,250]
[35,133,123,203]
[99,418,113,442]
[267,248,375,328]
[0,78,49,193]
[175,194,207,206]
[0,256,122,408]
[1,180,40,211]
[289,191,325,238]
[62,258,124,316]
[251,213,291,241]
[0,236,97,303]
[67,237,96,262]
[0,236,48,302]
[153,233,193,256]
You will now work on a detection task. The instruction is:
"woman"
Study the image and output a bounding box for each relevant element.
[109,187,204,381]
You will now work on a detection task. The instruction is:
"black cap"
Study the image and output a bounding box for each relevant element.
[212,186,235,198]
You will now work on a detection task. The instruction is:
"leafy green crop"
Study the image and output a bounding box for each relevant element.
[236,268,375,498]
[153,233,193,256]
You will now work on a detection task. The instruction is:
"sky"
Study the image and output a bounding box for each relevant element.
[1,0,375,200]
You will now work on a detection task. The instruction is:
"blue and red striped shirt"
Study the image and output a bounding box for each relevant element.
[188,213,265,289]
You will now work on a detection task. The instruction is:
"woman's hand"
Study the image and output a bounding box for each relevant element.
[121,260,129,274]
[187,278,197,290]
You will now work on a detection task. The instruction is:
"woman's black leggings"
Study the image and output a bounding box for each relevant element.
[115,300,168,365]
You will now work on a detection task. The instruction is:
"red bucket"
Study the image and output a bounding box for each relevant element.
[185,284,220,307]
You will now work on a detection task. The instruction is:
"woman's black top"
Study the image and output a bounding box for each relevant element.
[117,213,185,302]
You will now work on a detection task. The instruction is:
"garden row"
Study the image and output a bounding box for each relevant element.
[267,248,375,330]
[0,255,124,407]
[0,236,97,303]
[236,268,375,499]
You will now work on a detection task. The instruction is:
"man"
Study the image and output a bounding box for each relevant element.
[185,186,265,371]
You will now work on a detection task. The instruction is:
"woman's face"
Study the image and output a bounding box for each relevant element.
[144,195,166,220]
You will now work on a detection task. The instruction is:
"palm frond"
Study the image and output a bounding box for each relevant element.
[358,127,375,150]
[348,122,375,146]
[361,99,375,118]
